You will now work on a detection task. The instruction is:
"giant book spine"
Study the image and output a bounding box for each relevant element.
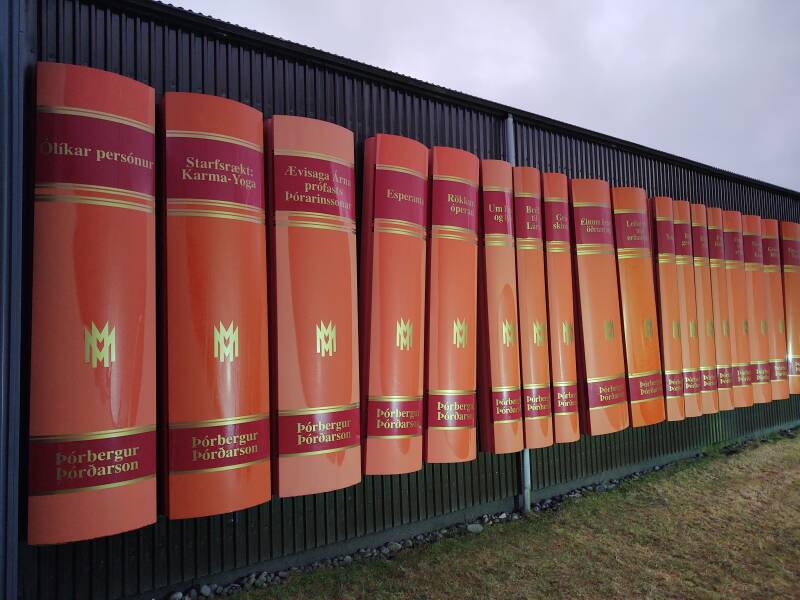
[762,219,789,400]
[571,179,629,435]
[163,92,269,518]
[707,208,734,410]
[28,62,156,543]
[724,211,754,407]
[424,147,479,463]
[478,160,523,453]
[673,200,702,417]
[267,115,360,496]
[514,167,553,448]
[691,203,719,414]
[781,221,800,394]
[653,197,685,420]
[360,134,428,475]
[743,215,772,403]
[612,187,665,427]
[544,174,580,442]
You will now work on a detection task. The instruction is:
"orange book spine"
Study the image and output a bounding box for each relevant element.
[267,115,360,497]
[724,211,754,406]
[543,173,580,442]
[707,208,734,410]
[514,167,553,448]
[743,215,772,403]
[612,187,665,427]
[673,200,702,416]
[163,93,269,519]
[360,134,428,475]
[653,197,685,420]
[424,147,479,463]
[28,62,156,544]
[762,219,789,399]
[781,221,800,394]
[691,204,719,413]
[571,179,629,435]
[478,160,523,454]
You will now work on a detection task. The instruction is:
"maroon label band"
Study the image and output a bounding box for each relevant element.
[782,239,800,267]
[482,190,514,236]
[426,393,476,428]
[743,233,763,264]
[683,370,701,395]
[665,372,685,397]
[724,230,744,261]
[708,228,724,260]
[544,200,570,243]
[366,398,423,437]
[788,358,800,377]
[169,417,269,474]
[273,155,355,220]
[552,384,579,414]
[374,169,427,226]
[717,366,732,389]
[692,224,710,258]
[492,389,522,422]
[514,195,542,240]
[523,386,552,418]
[656,220,676,253]
[29,428,156,496]
[36,112,155,197]
[763,238,780,266]
[628,372,664,403]
[614,213,650,250]
[587,376,627,409]
[733,364,753,386]
[700,368,718,392]
[431,179,478,231]
[574,205,614,246]
[770,360,788,381]
[277,405,360,456]
[674,222,692,256]
[753,363,771,384]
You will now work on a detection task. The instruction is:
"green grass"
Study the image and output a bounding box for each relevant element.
[240,432,800,599]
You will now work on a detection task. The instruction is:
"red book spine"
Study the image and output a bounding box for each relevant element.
[28,62,156,544]
[514,167,553,448]
[477,160,523,454]
[360,134,428,475]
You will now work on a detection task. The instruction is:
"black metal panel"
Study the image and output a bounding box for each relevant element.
[13,0,800,598]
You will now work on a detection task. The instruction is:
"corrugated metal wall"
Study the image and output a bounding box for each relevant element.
[12,0,800,598]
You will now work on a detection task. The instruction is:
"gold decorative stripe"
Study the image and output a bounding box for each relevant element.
[30,474,156,497]
[681,368,701,374]
[169,209,265,224]
[546,248,570,254]
[170,458,268,476]
[699,366,718,372]
[763,265,780,272]
[553,411,578,416]
[374,217,425,231]
[485,240,514,247]
[278,403,358,417]
[784,265,800,272]
[694,257,710,267]
[745,263,763,271]
[375,226,426,240]
[658,255,676,264]
[573,201,609,208]
[31,424,156,443]
[432,224,476,235]
[628,369,662,378]
[514,192,539,199]
[35,194,153,214]
[731,362,751,367]
[166,130,262,152]
[751,360,770,366]
[280,443,360,458]
[723,228,738,233]
[675,256,692,264]
[273,149,354,168]
[710,259,725,268]
[516,239,544,250]
[663,369,683,375]
[613,208,646,215]
[483,185,512,193]
[274,220,354,233]
[523,383,551,390]
[589,400,628,411]
[716,364,731,369]
[169,413,269,430]
[37,182,155,202]
[491,385,520,392]
[37,105,154,133]
[432,174,477,188]
[552,380,577,386]
[367,434,422,440]
[367,395,423,402]
[577,249,615,256]
[726,261,743,270]
[432,233,478,244]
[525,415,551,421]
[630,396,663,405]
[674,220,689,225]
[167,198,265,214]
[587,373,625,384]
[375,163,427,179]
[769,359,788,363]
[543,196,567,203]
[279,210,355,223]
[427,389,476,396]
[494,418,522,424]
[428,425,474,431]
[782,234,800,242]
[708,225,721,230]
[576,243,614,249]
[617,250,651,260]
[655,216,673,222]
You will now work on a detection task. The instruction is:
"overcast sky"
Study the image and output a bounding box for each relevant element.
[175,0,800,191]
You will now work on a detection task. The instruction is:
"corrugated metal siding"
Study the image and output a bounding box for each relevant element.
[13,0,800,598]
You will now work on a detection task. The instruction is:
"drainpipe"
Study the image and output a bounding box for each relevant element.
[506,113,532,513]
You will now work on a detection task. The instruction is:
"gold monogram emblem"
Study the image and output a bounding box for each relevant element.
[643,318,653,340]
[84,322,116,368]
[316,321,337,357]
[562,321,574,345]
[453,318,468,349]
[706,319,714,337]
[760,319,767,336]
[779,319,785,334]
[722,319,730,337]
[502,320,515,348]
[743,319,749,336]
[604,320,615,341]
[533,320,545,347]
[396,318,413,351]
[213,321,239,363]
[689,320,697,338]
[672,320,681,340]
